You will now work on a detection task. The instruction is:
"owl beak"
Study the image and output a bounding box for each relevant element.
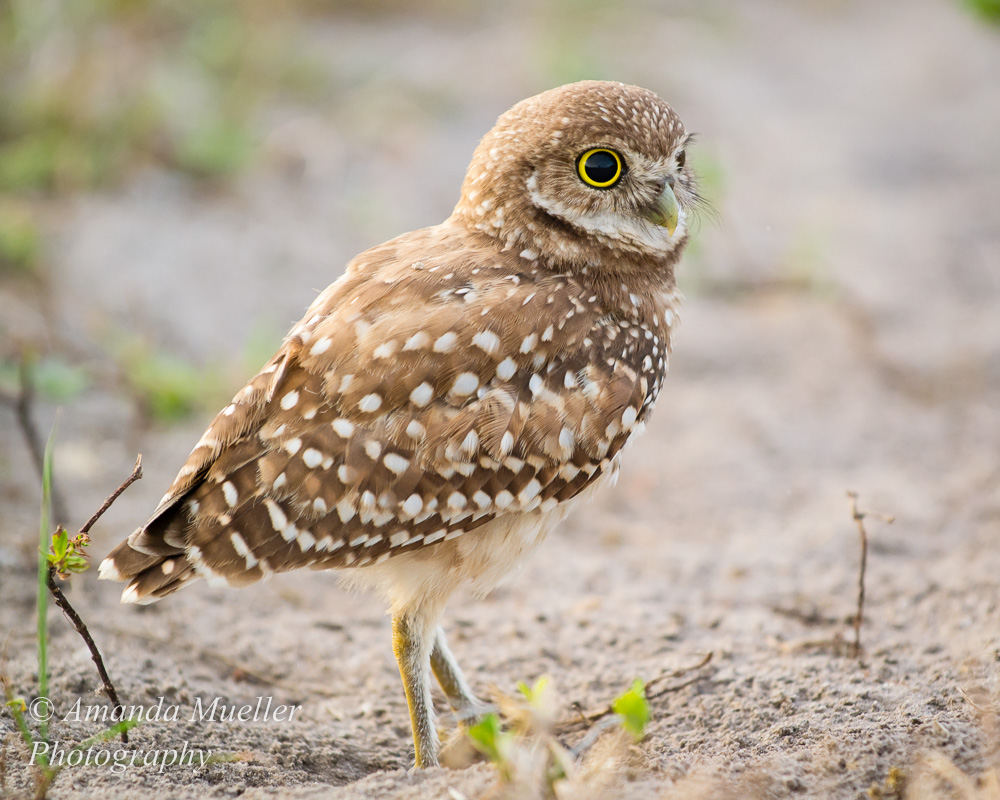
[646,181,679,236]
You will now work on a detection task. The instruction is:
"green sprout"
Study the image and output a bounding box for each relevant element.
[47,527,92,578]
[611,679,650,742]
[467,713,516,782]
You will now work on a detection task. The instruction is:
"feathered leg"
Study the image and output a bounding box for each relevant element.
[392,612,440,768]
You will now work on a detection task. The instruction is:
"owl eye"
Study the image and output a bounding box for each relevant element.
[577,148,624,188]
[676,149,686,169]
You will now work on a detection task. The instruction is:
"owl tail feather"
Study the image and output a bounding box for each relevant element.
[99,536,198,604]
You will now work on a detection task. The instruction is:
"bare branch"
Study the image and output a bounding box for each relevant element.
[79,455,142,535]
[846,491,895,658]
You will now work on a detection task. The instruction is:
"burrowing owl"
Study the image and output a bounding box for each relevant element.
[100,81,697,767]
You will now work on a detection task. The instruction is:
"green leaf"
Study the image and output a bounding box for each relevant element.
[467,713,514,779]
[516,675,550,708]
[611,679,650,742]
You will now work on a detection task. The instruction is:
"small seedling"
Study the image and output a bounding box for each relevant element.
[467,713,515,781]
[47,528,91,578]
[611,679,650,742]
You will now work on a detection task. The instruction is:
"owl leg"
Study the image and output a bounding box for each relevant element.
[431,626,484,721]
[392,612,440,768]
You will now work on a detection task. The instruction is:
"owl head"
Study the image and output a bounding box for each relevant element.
[454,81,697,268]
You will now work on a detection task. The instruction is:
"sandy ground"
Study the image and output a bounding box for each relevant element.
[2,1,999,797]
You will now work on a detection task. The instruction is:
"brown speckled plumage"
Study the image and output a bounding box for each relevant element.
[100,80,696,767]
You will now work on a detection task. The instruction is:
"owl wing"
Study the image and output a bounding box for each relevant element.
[99,227,660,602]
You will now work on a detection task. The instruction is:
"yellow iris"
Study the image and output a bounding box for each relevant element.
[577,148,623,188]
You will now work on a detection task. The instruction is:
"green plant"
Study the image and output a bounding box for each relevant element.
[964,0,1000,24]
[611,679,650,742]
[467,713,516,782]
[1,426,140,798]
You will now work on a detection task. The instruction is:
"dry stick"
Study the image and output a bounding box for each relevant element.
[846,491,895,659]
[45,456,143,744]
[563,651,714,730]
[8,359,70,525]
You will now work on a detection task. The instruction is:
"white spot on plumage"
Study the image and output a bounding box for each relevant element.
[402,494,423,517]
[364,440,382,460]
[337,498,356,523]
[303,448,324,468]
[384,453,410,475]
[230,532,258,568]
[520,333,538,353]
[495,490,514,509]
[333,418,355,438]
[373,341,397,359]
[403,331,431,350]
[265,499,288,531]
[434,332,458,353]
[451,372,479,396]
[284,438,302,455]
[410,382,433,408]
[310,337,331,356]
[472,330,501,354]
[447,491,468,510]
[622,406,638,430]
[280,390,299,410]
[518,479,541,504]
[222,481,238,507]
[359,393,383,413]
[406,419,426,439]
[424,529,447,545]
[496,357,517,380]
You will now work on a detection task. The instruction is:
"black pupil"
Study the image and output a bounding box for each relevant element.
[584,151,618,184]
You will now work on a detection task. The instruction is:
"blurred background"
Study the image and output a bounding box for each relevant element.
[1,0,999,794]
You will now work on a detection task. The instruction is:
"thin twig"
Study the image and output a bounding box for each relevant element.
[846,491,895,659]
[8,358,69,525]
[46,572,129,743]
[46,457,144,744]
[559,652,713,731]
[79,455,142,535]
